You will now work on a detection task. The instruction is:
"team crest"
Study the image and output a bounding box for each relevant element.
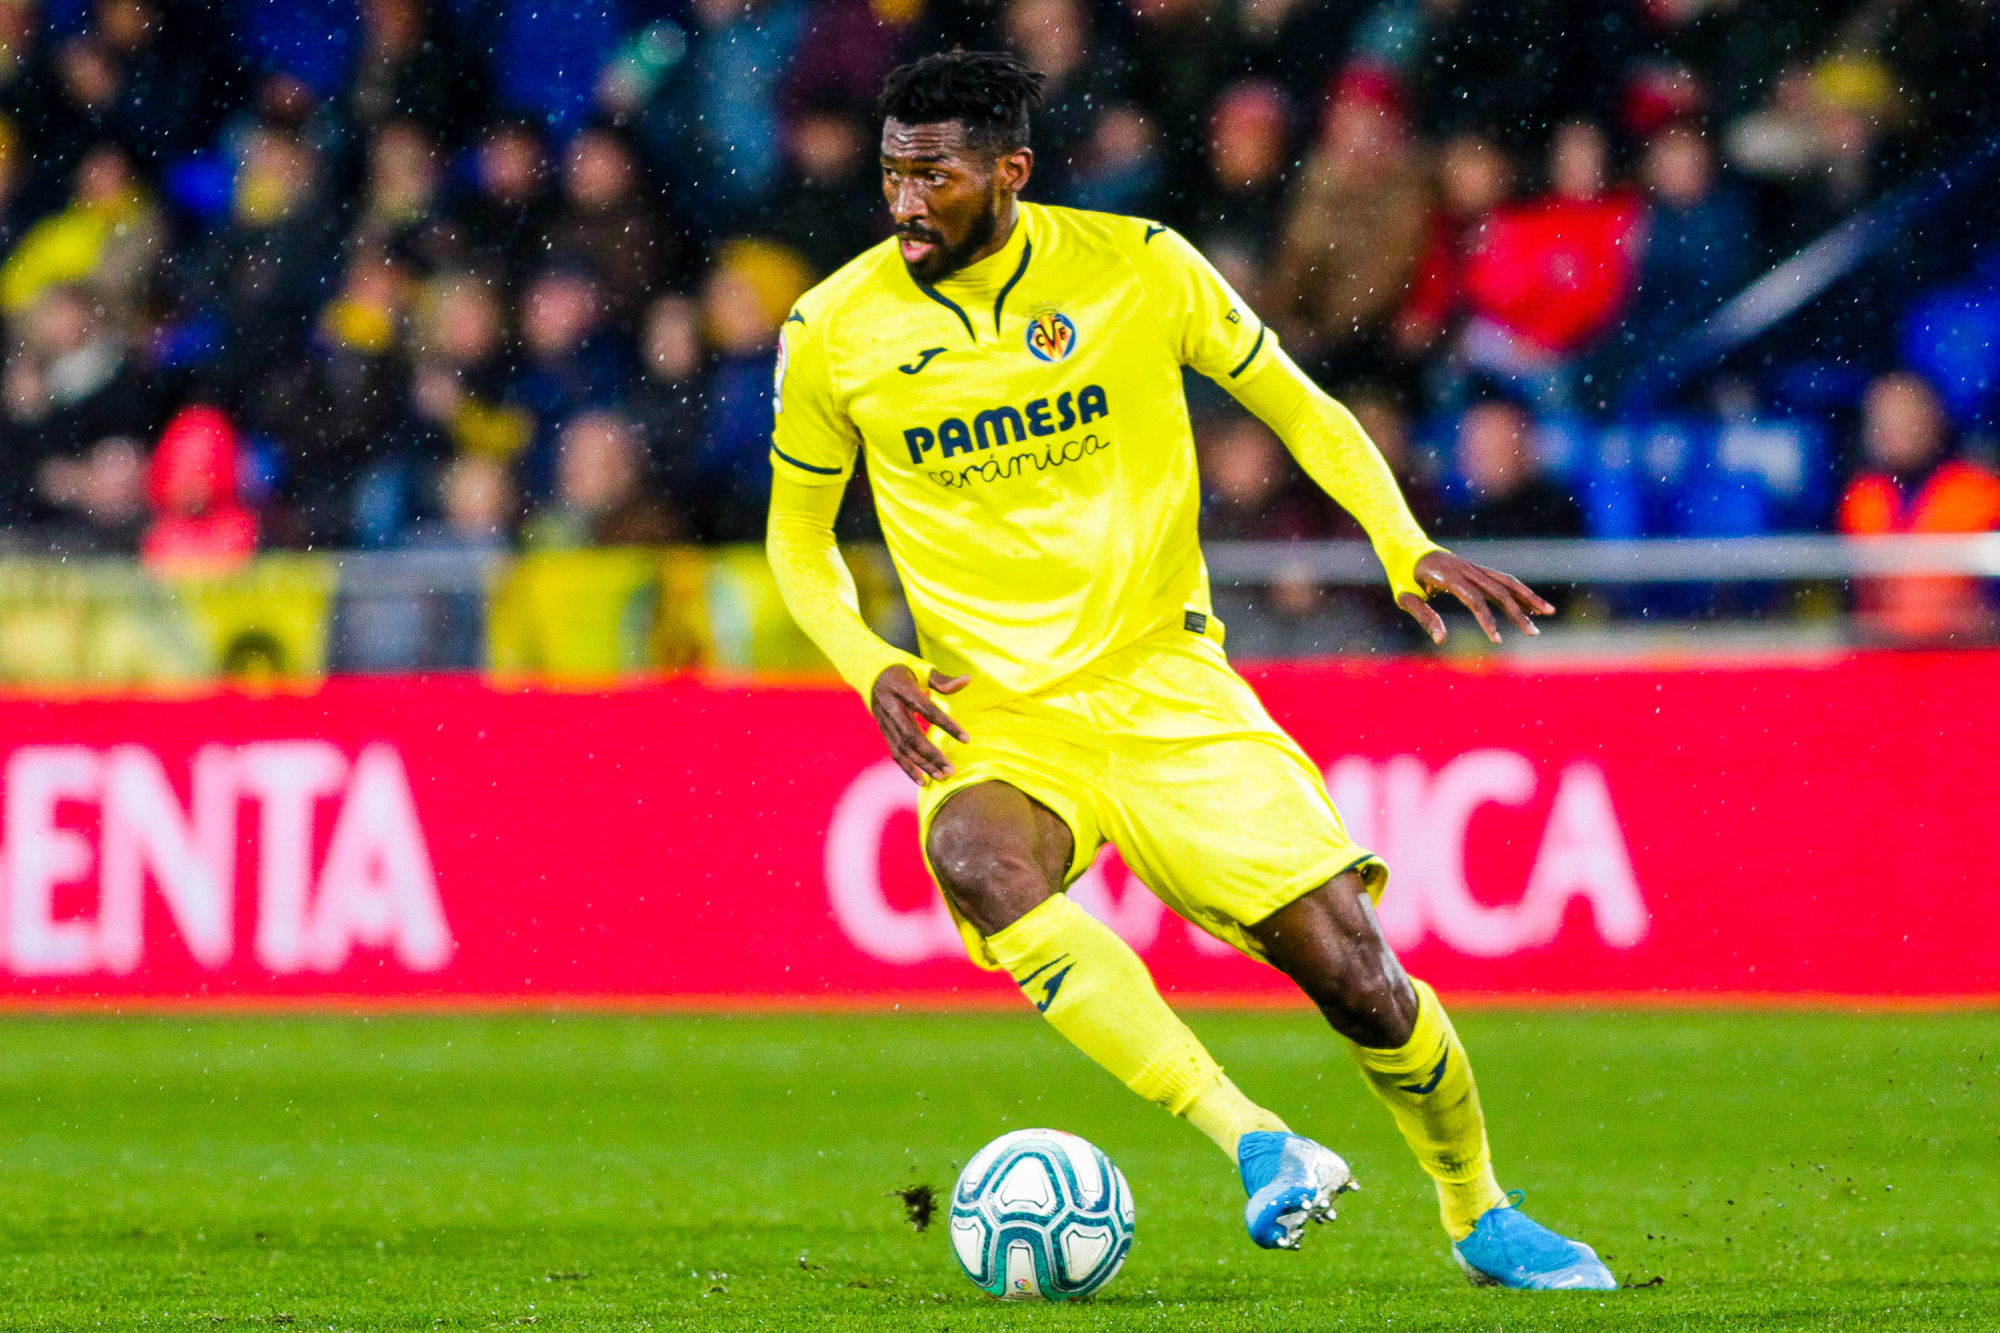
[1026,308,1078,363]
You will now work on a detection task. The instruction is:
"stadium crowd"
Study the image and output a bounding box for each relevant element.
[0,0,1994,630]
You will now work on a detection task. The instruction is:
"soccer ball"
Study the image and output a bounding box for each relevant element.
[947,1128,1135,1301]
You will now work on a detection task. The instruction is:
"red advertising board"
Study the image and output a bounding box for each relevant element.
[0,651,1993,1007]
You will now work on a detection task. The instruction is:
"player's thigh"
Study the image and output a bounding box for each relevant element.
[916,716,1107,967]
[1107,729,1384,962]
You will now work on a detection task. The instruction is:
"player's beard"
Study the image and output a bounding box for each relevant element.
[900,187,1001,284]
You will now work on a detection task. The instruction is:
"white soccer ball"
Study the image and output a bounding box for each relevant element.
[948,1127,1135,1301]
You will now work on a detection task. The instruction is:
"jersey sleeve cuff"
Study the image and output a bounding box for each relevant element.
[1377,537,1442,601]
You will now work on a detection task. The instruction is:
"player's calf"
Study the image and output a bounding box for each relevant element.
[1249,873,1418,1048]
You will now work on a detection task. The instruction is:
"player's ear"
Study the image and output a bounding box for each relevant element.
[996,147,1033,196]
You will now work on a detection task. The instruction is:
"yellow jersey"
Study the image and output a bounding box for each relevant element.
[771,201,1427,701]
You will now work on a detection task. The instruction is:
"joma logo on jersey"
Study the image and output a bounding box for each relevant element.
[903,385,1109,463]
[1026,309,1078,362]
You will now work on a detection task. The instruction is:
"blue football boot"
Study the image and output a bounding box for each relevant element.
[1452,1191,1617,1290]
[1237,1130,1357,1250]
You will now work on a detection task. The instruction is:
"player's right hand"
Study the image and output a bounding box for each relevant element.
[871,664,970,783]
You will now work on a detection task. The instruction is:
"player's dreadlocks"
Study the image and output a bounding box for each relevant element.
[878,50,1046,154]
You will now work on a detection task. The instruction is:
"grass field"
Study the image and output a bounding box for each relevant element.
[1,1009,1995,1332]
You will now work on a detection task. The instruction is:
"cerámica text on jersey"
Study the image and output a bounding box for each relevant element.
[903,385,1110,464]
[926,432,1113,489]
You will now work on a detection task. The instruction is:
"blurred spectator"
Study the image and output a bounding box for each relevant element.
[1002,0,1124,200]
[693,238,811,541]
[1823,0,1992,161]
[142,404,258,574]
[348,0,482,142]
[1063,104,1164,218]
[1837,372,2000,644]
[524,409,682,549]
[452,119,554,283]
[1237,0,1359,108]
[267,245,442,545]
[31,0,226,183]
[1606,124,1753,391]
[759,101,879,276]
[1,139,162,315]
[512,262,630,497]
[1120,0,1235,200]
[1201,412,1330,542]
[1200,410,1382,655]
[182,123,342,375]
[539,124,682,325]
[1395,131,1511,359]
[627,291,707,507]
[1434,394,1583,539]
[1727,57,1897,245]
[1270,67,1429,382]
[1,283,160,520]
[783,0,914,119]
[37,433,147,554]
[1457,119,1640,412]
[350,118,451,263]
[1185,79,1292,292]
[634,0,810,234]
[407,451,516,554]
[409,270,529,465]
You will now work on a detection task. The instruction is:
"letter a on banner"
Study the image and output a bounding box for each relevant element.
[310,744,452,972]
[1519,762,1648,948]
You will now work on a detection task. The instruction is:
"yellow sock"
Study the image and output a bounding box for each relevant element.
[986,895,1286,1157]
[1350,978,1505,1239]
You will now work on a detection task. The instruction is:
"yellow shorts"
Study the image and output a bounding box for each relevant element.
[916,627,1384,969]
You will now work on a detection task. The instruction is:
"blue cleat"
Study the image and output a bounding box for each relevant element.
[1237,1130,1356,1250]
[1452,1191,1617,1290]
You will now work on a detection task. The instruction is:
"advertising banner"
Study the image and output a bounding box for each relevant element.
[0,651,1993,1006]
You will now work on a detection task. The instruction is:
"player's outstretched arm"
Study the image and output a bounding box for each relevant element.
[1224,347,1552,642]
[766,473,971,781]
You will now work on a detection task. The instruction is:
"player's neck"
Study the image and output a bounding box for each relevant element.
[935,200,1026,291]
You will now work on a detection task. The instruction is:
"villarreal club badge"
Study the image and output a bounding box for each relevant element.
[1027,308,1078,363]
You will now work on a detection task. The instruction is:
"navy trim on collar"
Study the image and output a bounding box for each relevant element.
[992,239,1034,335]
[912,279,976,341]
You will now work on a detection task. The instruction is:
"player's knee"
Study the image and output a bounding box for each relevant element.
[925,819,1053,935]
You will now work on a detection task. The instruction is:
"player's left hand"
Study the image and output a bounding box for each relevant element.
[1398,550,1555,645]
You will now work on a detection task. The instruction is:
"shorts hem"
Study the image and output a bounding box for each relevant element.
[1242,850,1388,931]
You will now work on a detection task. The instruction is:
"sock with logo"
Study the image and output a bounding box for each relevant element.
[1349,976,1505,1239]
[985,894,1287,1156]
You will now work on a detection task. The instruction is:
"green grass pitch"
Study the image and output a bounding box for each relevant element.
[1,1009,1994,1332]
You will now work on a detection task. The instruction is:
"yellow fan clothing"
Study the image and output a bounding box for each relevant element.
[767,201,1437,709]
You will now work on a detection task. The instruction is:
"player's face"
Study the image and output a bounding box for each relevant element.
[880,118,1029,283]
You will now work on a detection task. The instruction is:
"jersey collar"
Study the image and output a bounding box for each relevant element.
[911,203,1036,343]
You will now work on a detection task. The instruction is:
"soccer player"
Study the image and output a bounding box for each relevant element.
[767,50,1615,1290]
